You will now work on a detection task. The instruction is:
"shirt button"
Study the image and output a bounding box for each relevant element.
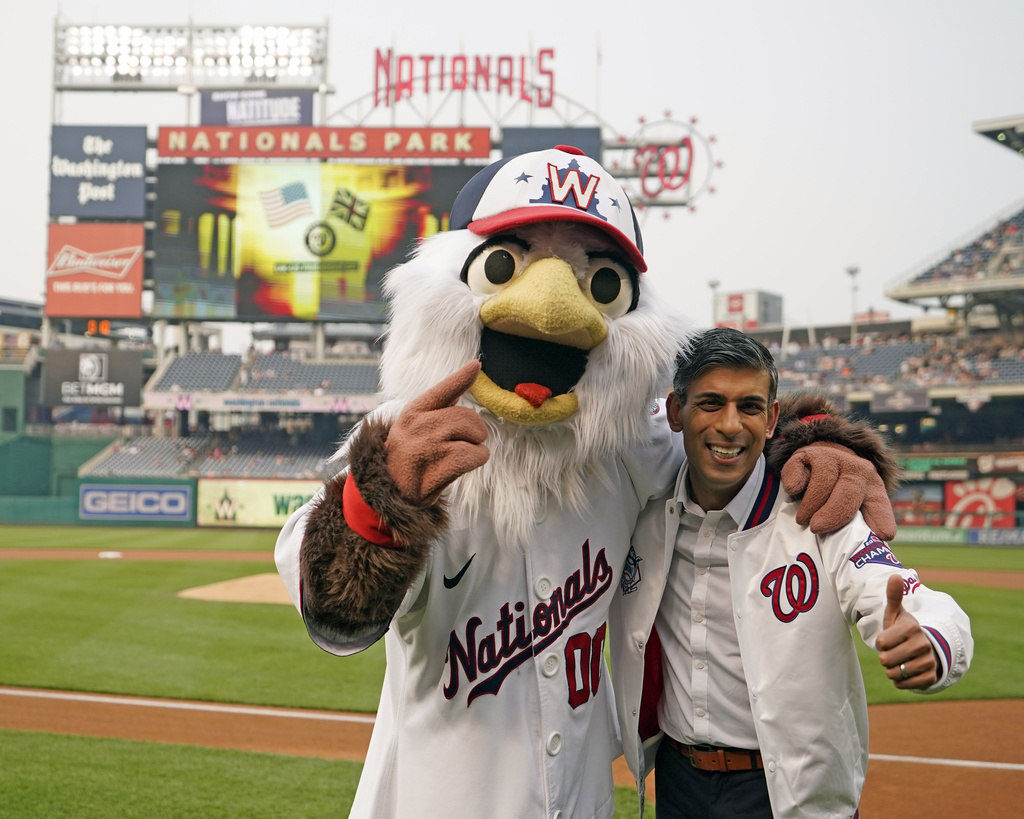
[547,732,563,756]
[695,614,704,623]
[768,761,776,773]
[696,661,705,670]
[552,812,564,819]
[703,531,711,538]
[535,576,553,600]
[698,567,707,575]
[696,708,706,718]
[542,654,559,677]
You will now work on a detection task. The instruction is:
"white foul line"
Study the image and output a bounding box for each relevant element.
[0,687,376,725]
[869,753,1024,772]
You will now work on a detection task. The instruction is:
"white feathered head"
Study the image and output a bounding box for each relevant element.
[377,146,690,547]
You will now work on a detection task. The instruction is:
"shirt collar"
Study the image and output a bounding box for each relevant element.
[678,455,766,525]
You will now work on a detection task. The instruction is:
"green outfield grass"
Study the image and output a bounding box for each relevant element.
[1,523,279,552]
[0,558,385,711]
[1,526,1020,817]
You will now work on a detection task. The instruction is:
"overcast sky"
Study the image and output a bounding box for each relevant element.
[7,0,1024,346]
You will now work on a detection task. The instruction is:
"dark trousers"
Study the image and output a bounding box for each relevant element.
[654,738,773,819]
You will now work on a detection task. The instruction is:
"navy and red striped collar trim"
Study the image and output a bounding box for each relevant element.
[742,467,780,531]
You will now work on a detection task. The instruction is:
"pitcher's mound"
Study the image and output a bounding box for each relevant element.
[177,573,292,605]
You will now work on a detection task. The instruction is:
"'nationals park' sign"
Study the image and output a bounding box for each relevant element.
[157,126,492,159]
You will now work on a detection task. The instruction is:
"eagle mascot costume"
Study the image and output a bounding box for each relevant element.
[275,146,897,819]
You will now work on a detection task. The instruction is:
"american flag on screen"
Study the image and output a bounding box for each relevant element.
[260,182,314,228]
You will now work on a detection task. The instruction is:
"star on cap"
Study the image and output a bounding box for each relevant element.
[515,172,532,183]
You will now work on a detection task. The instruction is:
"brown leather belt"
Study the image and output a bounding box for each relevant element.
[664,735,764,772]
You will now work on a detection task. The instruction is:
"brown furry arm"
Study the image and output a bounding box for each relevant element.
[299,416,448,648]
[766,393,901,492]
[766,392,901,540]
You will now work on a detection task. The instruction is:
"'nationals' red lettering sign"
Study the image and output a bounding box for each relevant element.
[157,126,492,159]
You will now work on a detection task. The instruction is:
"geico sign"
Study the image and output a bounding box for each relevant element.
[80,486,192,519]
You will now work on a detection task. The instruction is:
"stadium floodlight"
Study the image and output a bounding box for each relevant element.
[54,21,328,90]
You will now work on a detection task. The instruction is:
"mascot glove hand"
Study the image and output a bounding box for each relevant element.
[782,441,897,541]
[385,361,490,507]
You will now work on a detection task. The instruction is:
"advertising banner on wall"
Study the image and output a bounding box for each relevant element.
[50,125,148,218]
[197,478,324,527]
[152,162,477,321]
[944,477,1017,528]
[45,223,145,318]
[43,349,143,407]
[891,483,945,527]
[200,89,315,126]
[79,482,194,523]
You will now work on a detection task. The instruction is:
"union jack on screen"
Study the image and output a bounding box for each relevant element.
[260,182,314,228]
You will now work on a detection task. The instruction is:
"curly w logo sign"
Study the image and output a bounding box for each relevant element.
[760,553,819,623]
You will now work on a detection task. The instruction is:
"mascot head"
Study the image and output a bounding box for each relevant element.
[378,145,689,545]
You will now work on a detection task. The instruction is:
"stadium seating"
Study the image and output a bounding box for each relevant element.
[154,352,242,391]
[191,435,342,479]
[80,435,211,477]
[241,353,379,393]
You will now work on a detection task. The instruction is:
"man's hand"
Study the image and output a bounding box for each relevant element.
[876,574,940,690]
[782,441,897,541]
[385,361,490,506]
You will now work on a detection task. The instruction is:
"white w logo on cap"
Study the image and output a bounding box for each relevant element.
[547,163,600,210]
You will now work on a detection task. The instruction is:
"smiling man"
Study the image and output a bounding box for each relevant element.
[610,328,973,819]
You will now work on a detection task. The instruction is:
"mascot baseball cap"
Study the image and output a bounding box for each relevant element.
[450,145,646,272]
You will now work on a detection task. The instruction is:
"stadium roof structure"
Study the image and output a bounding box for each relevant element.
[885,119,1024,331]
[972,114,1024,158]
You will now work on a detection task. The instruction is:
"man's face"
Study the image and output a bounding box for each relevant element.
[668,366,780,512]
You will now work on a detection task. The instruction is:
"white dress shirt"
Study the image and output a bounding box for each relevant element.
[655,456,765,750]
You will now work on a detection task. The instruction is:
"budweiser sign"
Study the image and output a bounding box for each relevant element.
[47,244,143,279]
[46,223,145,319]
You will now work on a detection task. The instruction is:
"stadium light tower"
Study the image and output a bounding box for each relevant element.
[53,22,328,91]
[847,265,859,345]
[708,279,720,327]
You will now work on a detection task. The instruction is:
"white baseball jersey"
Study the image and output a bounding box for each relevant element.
[275,407,682,819]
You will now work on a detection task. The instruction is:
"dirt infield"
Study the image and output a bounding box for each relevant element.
[2,547,1022,815]
[1,688,1021,815]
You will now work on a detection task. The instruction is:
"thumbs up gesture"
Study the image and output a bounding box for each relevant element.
[875,574,941,690]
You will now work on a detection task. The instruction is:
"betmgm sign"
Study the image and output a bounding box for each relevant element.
[43,349,143,407]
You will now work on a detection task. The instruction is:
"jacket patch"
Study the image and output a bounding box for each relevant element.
[849,533,903,570]
[760,552,819,623]
[620,545,643,595]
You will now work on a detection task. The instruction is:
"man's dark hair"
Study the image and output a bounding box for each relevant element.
[673,328,778,402]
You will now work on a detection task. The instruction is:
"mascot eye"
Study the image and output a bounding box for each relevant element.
[464,243,524,295]
[585,257,635,318]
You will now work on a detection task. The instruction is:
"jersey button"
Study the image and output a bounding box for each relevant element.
[546,732,563,756]
[535,576,553,600]
[542,654,559,677]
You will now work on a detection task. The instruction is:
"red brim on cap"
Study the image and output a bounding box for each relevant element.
[468,206,647,273]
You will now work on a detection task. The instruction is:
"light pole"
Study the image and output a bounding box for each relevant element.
[846,266,859,345]
[708,279,720,327]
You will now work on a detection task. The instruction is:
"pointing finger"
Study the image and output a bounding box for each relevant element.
[405,361,482,414]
